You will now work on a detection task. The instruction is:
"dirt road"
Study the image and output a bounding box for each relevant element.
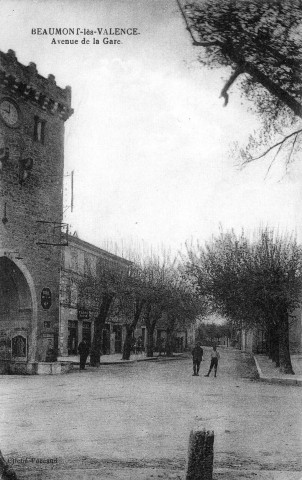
[0,347,301,479]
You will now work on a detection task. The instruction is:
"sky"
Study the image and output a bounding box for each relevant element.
[1,0,301,256]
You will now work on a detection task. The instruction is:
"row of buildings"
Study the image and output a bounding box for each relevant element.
[0,49,191,374]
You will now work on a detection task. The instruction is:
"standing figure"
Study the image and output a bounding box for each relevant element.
[78,338,90,370]
[205,346,220,377]
[192,342,204,376]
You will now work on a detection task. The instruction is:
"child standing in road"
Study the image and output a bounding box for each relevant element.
[204,346,220,378]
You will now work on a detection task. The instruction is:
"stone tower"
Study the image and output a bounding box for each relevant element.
[0,49,73,373]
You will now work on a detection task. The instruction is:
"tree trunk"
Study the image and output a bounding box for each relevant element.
[90,322,103,367]
[146,322,156,357]
[278,312,294,374]
[267,328,272,358]
[122,298,145,360]
[273,332,280,368]
[90,294,114,367]
[122,324,134,360]
[165,328,175,357]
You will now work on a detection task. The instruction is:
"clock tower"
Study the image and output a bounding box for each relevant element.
[0,49,73,373]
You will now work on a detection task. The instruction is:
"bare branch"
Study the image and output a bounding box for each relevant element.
[242,128,302,166]
[264,143,284,179]
[192,40,220,47]
[220,67,243,106]
[276,133,300,181]
[286,132,299,166]
[175,0,199,45]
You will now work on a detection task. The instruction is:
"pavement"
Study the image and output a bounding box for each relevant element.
[253,353,302,386]
[62,350,302,387]
[57,352,184,365]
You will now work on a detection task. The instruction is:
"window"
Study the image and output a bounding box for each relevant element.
[82,322,92,346]
[68,321,78,355]
[34,116,46,143]
[60,277,70,305]
[70,281,78,307]
[70,247,78,272]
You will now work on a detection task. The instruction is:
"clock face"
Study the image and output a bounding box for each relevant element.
[0,99,20,127]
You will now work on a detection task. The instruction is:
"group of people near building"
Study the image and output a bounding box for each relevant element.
[131,336,143,354]
[77,335,145,370]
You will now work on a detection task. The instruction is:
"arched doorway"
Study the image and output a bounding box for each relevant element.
[0,256,37,363]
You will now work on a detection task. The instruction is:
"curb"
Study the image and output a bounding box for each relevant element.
[137,357,160,362]
[71,354,185,367]
[156,355,185,361]
[253,356,302,386]
[99,357,159,365]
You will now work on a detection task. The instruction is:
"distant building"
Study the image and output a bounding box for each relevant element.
[238,321,301,355]
[135,312,192,355]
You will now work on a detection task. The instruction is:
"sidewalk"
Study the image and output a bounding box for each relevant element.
[57,352,185,366]
[254,353,302,386]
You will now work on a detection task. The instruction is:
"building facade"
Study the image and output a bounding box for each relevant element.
[58,234,132,358]
[238,321,302,355]
[59,235,193,358]
[0,49,73,373]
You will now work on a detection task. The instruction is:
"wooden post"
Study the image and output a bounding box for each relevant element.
[0,451,19,479]
[185,428,214,480]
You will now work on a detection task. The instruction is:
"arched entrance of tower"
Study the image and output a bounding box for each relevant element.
[0,256,37,363]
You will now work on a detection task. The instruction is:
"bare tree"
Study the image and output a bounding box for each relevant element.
[121,263,150,360]
[78,257,131,366]
[184,228,302,374]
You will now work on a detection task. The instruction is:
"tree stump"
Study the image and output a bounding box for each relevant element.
[185,428,214,480]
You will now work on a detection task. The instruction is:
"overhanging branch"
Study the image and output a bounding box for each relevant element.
[176,1,302,118]
[176,0,199,45]
[220,67,243,106]
[242,61,302,119]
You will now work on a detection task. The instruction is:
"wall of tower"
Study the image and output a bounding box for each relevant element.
[0,49,73,366]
